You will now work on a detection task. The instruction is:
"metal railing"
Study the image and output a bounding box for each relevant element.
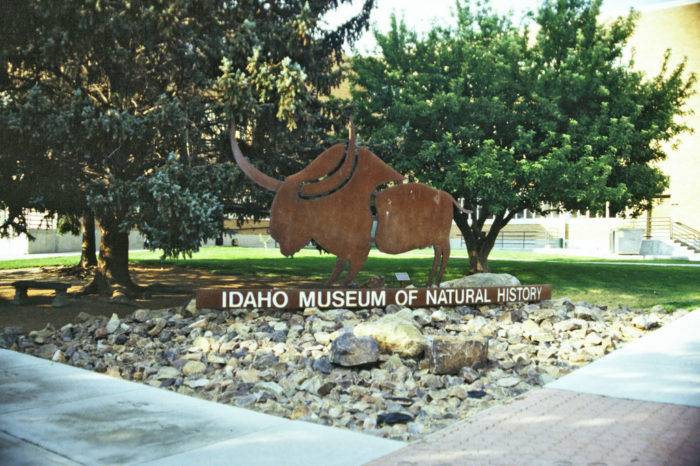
[625,216,700,252]
[672,221,700,252]
[459,230,562,250]
[625,216,672,239]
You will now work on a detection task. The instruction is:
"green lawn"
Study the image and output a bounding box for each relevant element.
[2,246,698,310]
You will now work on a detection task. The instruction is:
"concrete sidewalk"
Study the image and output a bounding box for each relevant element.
[370,310,700,465]
[549,307,700,406]
[0,350,403,465]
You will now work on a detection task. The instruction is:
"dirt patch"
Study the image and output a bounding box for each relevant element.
[0,265,314,331]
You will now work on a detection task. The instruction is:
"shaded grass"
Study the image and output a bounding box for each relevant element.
[0,256,81,270]
[2,247,698,310]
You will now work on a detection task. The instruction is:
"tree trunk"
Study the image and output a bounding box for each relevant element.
[454,205,508,274]
[79,212,97,268]
[468,240,494,273]
[82,220,141,297]
[98,224,134,289]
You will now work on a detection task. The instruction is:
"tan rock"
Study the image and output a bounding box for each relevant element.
[191,336,211,353]
[236,368,260,384]
[182,360,207,376]
[354,312,425,357]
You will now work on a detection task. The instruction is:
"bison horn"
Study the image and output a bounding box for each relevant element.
[298,119,359,199]
[229,123,283,192]
[348,118,355,146]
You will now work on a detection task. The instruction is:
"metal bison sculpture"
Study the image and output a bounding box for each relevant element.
[230,124,468,286]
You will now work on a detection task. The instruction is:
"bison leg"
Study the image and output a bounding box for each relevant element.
[326,257,347,286]
[427,245,442,287]
[435,241,451,285]
[341,252,369,287]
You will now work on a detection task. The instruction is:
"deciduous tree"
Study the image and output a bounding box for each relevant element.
[351,0,695,272]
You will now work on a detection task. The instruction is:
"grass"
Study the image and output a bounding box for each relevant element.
[2,246,699,310]
[0,256,82,270]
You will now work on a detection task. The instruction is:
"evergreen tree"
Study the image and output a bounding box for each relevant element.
[1,0,374,295]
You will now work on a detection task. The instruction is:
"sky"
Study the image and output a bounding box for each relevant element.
[322,0,698,54]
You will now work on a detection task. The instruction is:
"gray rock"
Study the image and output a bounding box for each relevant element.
[426,336,488,375]
[412,309,432,326]
[185,378,209,388]
[312,357,333,374]
[460,367,481,383]
[632,314,661,330]
[573,305,602,321]
[106,313,121,334]
[37,344,59,359]
[254,381,285,398]
[133,309,150,322]
[183,299,198,317]
[528,308,555,323]
[330,332,379,367]
[29,325,55,344]
[553,318,586,332]
[156,366,181,379]
[496,376,521,387]
[456,306,478,316]
[236,369,260,384]
[441,273,521,288]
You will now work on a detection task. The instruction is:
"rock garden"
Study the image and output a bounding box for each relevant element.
[0,274,685,441]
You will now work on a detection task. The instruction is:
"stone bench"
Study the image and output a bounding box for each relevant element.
[10,280,71,308]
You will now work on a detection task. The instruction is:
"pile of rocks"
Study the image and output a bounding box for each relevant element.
[0,282,684,441]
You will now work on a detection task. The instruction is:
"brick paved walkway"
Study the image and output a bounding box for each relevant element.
[367,388,700,466]
[369,309,700,466]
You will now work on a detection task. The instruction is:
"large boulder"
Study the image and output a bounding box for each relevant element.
[353,310,425,357]
[426,336,488,374]
[330,332,379,366]
[441,273,521,288]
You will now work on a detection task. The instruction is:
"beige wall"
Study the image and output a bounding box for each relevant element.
[626,3,700,230]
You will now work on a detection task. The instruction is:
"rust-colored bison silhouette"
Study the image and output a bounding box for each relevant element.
[230,123,468,286]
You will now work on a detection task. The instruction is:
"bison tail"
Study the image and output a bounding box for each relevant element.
[448,194,472,215]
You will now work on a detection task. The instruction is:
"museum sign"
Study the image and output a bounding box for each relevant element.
[197,285,552,310]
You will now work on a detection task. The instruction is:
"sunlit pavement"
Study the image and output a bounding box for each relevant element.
[368,310,700,465]
[0,350,403,465]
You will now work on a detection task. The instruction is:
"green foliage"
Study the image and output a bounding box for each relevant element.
[1,0,374,261]
[351,0,695,270]
[87,156,238,258]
